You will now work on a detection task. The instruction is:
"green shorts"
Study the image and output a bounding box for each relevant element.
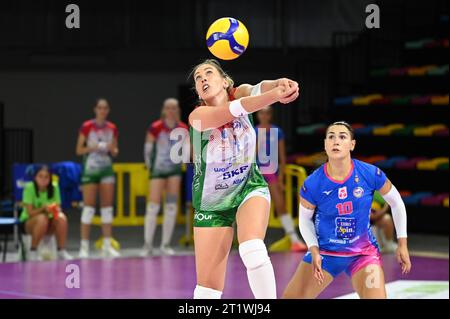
[81,167,115,185]
[193,187,271,227]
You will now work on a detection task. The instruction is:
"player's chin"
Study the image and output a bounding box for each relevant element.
[200,88,219,101]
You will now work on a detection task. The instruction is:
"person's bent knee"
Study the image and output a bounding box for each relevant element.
[57,212,68,223]
[101,207,114,224]
[81,206,95,224]
[381,214,393,224]
[35,214,50,228]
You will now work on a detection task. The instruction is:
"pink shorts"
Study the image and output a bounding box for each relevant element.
[305,245,383,278]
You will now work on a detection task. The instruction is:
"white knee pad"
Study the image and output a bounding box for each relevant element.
[193,285,223,299]
[81,206,95,224]
[101,207,114,224]
[146,202,160,216]
[239,239,271,270]
[164,202,177,217]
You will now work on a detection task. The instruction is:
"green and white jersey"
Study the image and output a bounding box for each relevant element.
[79,120,118,175]
[147,119,189,178]
[191,113,267,212]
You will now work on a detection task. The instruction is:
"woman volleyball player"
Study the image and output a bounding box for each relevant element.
[141,98,189,256]
[189,59,299,299]
[76,98,120,258]
[283,121,412,299]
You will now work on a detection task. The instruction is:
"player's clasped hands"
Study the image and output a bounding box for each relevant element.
[274,78,300,104]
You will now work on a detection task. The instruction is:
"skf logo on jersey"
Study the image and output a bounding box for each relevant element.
[222,165,249,180]
[353,187,364,198]
[338,186,348,200]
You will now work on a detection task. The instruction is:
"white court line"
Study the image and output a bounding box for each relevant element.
[410,250,449,259]
[335,280,449,299]
[0,289,54,299]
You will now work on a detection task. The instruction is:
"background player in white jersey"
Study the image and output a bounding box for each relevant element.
[141,98,189,256]
[189,59,299,299]
[283,122,411,299]
[76,98,120,258]
[256,106,307,252]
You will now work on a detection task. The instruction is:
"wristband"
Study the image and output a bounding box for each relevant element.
[229,99,249,117]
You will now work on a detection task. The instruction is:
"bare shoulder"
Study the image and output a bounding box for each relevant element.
[234,84,253,99]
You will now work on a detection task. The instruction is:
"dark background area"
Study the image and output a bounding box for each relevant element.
[0,0,393,164]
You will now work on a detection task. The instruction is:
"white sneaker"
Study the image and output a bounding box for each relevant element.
[382,240,398,254]
[58,249,74,260]
[139,244,154,257]
[160,245,175,256]
[102,246,121,258]
[28,250,41,261]
[79,246,90,259]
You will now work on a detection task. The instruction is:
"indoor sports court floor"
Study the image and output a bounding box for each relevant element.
[0,216,448,299]
[0,251,448,299]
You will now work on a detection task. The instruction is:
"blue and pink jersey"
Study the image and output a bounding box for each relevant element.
[300,159,387,256]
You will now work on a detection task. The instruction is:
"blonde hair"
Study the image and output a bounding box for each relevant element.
[95,98,110,108]
[160,98,181,122]
[189,59,235,105]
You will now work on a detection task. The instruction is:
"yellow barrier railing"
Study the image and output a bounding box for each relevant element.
[92,163,307,232]
[92,163,186,226]
[268,164,308,228]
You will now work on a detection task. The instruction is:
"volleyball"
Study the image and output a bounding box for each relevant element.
[206,17,249,60]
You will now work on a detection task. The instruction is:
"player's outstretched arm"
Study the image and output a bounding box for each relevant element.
[189,85,297,131]
[235,78,299,104]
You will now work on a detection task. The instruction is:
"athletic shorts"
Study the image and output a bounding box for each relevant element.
[193,187,271,227]
[81,167,115,185]
[303,246,383,278]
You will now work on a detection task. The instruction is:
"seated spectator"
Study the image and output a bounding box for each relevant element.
[371,191,398,253]
[20,165,73,261]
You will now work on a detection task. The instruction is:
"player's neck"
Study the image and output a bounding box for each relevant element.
[165,118,176,128]
[205,90,229,107]
[327,158,353,181]
[95,118,106,126]
[258,123,271,129]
